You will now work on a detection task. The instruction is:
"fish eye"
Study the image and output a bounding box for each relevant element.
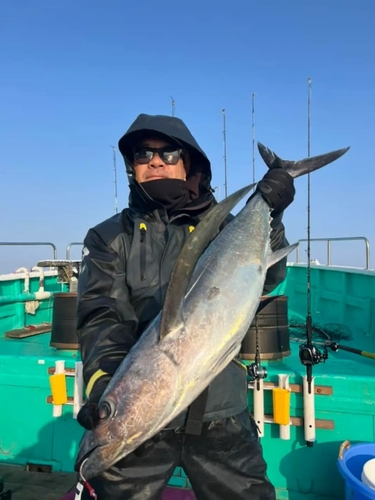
[98,400,115,421]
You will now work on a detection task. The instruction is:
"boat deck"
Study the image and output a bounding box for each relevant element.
[0,464,74,500]
[0,333,373,500]
[0,465,196,500]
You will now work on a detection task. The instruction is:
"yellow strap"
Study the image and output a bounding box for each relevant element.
[86,369,109,397]
[189,226,195,233]
[140,222,147,231]
[233,358,248,371]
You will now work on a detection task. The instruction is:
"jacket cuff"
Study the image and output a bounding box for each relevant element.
[86,369,110,398]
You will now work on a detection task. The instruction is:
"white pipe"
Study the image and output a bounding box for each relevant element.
[278,374,291,440]
[34,291,51,300]
[253,379,265,437]
[73,362,84,419]
[31,266,45,291]
[53,360,65,417]
[303,375,316,444]
[30,266,50,300]
[15,267,29,292]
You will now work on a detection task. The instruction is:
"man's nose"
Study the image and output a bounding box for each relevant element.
[149,153,165,168]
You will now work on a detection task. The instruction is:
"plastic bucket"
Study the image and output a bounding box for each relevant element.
[362,459,375,490]
[337,440,375,500]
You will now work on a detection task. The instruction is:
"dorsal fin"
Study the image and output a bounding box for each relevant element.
[159,183,256,340]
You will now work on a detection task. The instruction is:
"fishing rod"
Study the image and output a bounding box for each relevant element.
[297,78,328,447]
[222,108,228,198]
[248,91,266,386]
[252,93,256,191]
[110,145,118,215]
[248,93,267,388]
[298,77,328,380]
[326,342,375,360]
[170,96,175,117]
[247,93,268,438]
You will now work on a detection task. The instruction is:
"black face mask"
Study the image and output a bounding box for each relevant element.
[139,178,191,214]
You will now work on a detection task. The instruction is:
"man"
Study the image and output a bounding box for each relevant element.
[75,113,295,500]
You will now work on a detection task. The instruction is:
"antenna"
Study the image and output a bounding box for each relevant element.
[252,93,256,190]
[110,145,118,214]
[171,96,175,117]
[222,108,227,198]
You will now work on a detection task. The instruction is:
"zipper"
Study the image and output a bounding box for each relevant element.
[139,222,147,281]
[158,219,196,304]
[158,224,169,304]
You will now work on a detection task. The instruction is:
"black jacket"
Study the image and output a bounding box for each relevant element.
[76,114,289,426]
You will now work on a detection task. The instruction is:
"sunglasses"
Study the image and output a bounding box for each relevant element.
[133,146,183,165]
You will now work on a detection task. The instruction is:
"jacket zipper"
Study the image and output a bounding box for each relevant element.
[139,223,147,281]
[157,215,182,289]
[158,217,196,305]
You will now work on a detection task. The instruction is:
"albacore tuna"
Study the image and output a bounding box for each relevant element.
[76,142,349,480]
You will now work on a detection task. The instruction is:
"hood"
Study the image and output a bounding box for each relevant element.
[118,114,214,212]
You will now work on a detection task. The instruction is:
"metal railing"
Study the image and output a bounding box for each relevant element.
[65,242,83,260]
[0,241,57,260]
[294,237,371,270]
[1,237,372,271]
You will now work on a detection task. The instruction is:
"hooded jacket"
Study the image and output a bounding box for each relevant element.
[76,114,289,427]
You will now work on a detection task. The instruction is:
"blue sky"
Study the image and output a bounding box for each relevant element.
[1,0,374,273]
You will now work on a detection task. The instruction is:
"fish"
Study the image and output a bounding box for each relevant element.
[76,142,350,480]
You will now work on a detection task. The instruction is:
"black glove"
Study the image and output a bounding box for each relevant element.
[256,168,295,216]
[77,375,111,430]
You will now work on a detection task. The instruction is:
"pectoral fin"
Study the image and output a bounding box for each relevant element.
[267,243,299,269]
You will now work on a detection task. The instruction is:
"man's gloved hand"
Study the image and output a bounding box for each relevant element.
[77,375,111,430]
[256,168,295,216]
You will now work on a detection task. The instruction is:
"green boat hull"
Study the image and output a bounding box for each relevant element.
[0,263,374,498]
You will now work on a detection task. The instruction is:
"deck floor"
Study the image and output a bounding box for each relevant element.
[0,464,75,500]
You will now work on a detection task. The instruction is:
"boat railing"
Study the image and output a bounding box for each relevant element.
[0,241,57,259]
[1,237,372,272]
[294,236,371,269]
[67,238,372,270]
[65,242,83,260]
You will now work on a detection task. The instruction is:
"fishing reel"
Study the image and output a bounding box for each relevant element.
[299,342,328,367]
[247,362,267,381]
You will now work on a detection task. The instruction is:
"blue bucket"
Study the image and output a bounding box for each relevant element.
[337,440,375,500]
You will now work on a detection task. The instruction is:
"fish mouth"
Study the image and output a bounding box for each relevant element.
[74,443,101,473]
[75,438,125,480]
